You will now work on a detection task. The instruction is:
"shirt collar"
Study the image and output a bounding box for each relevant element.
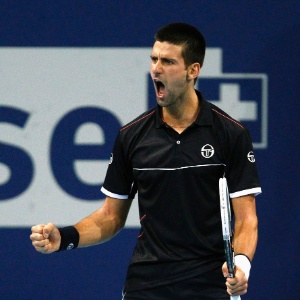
[154,90,213,128]
[194,90,213,126]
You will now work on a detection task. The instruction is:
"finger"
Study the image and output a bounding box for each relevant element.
[43,223,56,239]
[227,285,247,297]
[32,238,50,248]
[222,262,228,277]
[227,269,247,286]
[226,279,247,296]
[31,224,46,234]
[30,232,46,242]
[226,278,239,294]
[226,276,238,283]
[34,242,51,254]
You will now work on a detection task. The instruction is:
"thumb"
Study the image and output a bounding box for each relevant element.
[222,262,228,277]
[43,223,56,239]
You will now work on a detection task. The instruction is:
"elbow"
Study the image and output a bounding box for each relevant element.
[235,214,258,232]
[250,214,258,230]
[116,218,126,232]
[110,215,127,237]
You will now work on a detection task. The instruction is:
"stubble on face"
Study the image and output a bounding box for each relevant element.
[150,41,191,111]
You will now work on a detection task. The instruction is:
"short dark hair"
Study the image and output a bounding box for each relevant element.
[154,23,206,67]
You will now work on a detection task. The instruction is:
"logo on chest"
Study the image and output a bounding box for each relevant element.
[201,144,215,158]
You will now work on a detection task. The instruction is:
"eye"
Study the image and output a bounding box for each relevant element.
[162,58,174,65]
[150,56,158,63]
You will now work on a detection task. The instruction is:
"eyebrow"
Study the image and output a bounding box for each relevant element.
[150,55,176,63]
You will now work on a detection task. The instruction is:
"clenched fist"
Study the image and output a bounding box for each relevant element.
[30,223,61,254]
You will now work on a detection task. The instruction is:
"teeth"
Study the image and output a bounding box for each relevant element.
[154,80,165,97]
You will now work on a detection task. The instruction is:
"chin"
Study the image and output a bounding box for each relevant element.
[156,97,168,107]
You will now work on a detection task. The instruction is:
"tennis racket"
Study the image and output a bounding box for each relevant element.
[219,177,241,300]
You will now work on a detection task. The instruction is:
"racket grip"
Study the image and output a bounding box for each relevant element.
[230,296,241,300]
[224,240,235,277]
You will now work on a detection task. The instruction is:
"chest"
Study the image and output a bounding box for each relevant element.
[129,125,225,170]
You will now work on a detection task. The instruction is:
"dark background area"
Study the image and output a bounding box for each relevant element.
[0,1,299,299]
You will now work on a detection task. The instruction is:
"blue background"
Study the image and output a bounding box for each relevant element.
[0,1,299,299]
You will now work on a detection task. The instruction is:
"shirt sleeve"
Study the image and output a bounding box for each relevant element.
[226,128,262,198]
[101,131,136,200]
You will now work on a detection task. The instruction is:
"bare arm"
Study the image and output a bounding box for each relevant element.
[232,195,258,260]
[30,197,132,253]
[75,196,133,247]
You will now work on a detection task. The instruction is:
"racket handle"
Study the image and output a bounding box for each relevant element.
[230,296,241,300]
[224,240,235,277]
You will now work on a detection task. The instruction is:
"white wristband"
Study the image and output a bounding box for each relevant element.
[235,254,251,279]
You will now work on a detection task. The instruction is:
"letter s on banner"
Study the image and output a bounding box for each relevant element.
[0,106,34,200]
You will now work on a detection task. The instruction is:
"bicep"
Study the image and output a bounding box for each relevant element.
[91,196,133,229]
[102,196,133,226]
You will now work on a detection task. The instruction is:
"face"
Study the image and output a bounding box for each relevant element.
[150,41,194,108]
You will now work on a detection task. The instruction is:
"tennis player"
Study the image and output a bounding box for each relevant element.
[30,23,261,299]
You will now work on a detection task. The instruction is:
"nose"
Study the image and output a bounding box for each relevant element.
[152,59,162,76]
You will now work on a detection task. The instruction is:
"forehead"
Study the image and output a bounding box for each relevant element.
[151,41,184,59]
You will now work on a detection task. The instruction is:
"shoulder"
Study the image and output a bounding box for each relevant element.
[206,101,246,134]
[120,107,156,133]
[204,101,253,155]
[114,107,157,155]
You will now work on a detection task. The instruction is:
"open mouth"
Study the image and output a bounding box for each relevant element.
[154,80,166,98]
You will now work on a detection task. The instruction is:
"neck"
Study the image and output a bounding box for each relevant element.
[162,91,200,129]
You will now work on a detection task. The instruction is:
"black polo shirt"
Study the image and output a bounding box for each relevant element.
[101,91,261,291]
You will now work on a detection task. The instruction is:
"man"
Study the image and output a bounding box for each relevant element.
[31,23,261,299]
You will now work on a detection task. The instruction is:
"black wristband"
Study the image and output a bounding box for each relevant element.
[57,226,79,251]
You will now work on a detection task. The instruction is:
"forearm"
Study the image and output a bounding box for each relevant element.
[74,197,131,247]
[232,195,258,261]
[74,213,121,247]
[233,215,258,261]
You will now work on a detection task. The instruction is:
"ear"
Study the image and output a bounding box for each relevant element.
[187,62,201,81]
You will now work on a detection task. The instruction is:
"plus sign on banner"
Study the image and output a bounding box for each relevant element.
[211,83,257,121]
[197,49,268,149]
